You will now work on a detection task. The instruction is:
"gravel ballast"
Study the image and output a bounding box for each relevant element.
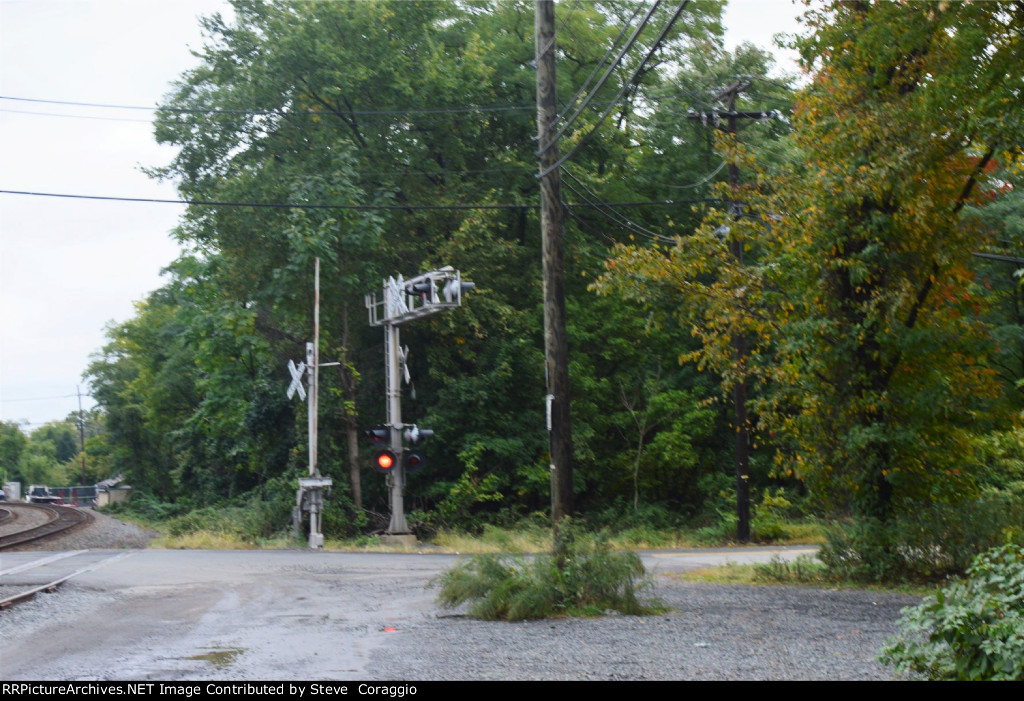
[23,508,158,550]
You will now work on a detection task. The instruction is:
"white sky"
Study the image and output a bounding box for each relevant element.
[0,0,803,430]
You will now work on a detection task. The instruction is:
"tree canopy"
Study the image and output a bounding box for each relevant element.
[82,1,1024,575]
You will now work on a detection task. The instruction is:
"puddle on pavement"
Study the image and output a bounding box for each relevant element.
[185,647,246,668]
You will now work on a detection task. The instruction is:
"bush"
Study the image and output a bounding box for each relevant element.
[164,497,290,541]
[879,544,1024,681]
[752,489,795,542]
[820,489,1024,583]
[434,523,663,620]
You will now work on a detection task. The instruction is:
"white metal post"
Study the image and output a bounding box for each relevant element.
[385,322,409,534]
[365,267,472,537]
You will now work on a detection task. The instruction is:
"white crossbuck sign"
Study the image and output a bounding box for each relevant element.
[286,359,307,400]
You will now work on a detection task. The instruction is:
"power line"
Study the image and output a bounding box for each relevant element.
[0,94,536,118]
[0,393,80,403]
[557,2,646,122]
[565,206,618,246]
[563,171,677,244]
[0,86,743,128]
[0,107,153,123]
[650,159,727,190]
[539,1,692,178]
[1,188,715,210]
[542,1,661,151]
[0,189,529,211]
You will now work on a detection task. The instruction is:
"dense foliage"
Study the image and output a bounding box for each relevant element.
[880,544,1024,681]
[84,0,753,535]
[595,1,1024,577]
[74,0,1024,577]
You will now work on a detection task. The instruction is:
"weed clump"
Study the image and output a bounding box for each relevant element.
[434,524,663,620]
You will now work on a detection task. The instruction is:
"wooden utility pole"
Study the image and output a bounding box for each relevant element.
[76,385,86,485]
[688,80,764,542]
[536,0,573,526]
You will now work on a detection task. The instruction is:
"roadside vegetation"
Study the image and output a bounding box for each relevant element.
[99,492,825,552]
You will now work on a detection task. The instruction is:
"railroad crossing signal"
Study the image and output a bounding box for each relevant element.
[363,426,389,443]
[365,266,472,536]
[365,266,474,326]
[403,425,434,445]
[374,449,398,475]
[403,451,425,473]
[362,425,432,475]
[286,359,307,400]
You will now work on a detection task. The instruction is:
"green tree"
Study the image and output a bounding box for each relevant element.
[598,1,1024,572]
[0,421,28,482]
[31,421,80,465]
[92,1,766,533]
[139,0,731,527]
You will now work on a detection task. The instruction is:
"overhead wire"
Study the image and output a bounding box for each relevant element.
[565,206,619,246]
[0,82,759,130]
[539,1,692,178]
[655,159,726,189]
[556,2,646,120]
[562,170,677,244]
[0,107,153,123]
[0,94,536,118]
[0,393,80,403]
[1,188,715,211]
[541,1,661,151]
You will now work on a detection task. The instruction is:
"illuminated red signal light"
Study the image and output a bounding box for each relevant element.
[374,449,398,474]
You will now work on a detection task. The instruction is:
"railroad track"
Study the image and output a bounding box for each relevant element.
[0,549,137,610]
[0,503,92,551]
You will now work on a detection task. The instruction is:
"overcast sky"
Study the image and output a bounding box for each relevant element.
[0,0,803,430]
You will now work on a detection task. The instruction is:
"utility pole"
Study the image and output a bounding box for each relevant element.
[688,80,768,543]
[536,0,573,528]
[76,385,86,485]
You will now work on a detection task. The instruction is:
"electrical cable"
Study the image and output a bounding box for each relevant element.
[563,171,677,244]
[0,94,536,118]
[556,3,645,120]
[0,393,80,403]
[565,206,619,246]
[0,107,153,123]
[539,1,691,178]
[1,188,715,210]
[652,159,726,190]
[540,1,661,152]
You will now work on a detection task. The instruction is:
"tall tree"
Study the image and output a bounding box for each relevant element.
[93,0,749,530]
[598,1,1023,535]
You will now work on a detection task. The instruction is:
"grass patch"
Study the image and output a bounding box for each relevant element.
[432,524,552,553]
[679,562,763,585]
[434,523,665,620]
[675,554,935,595]
[752,554,831,584]
[671,558,830,586]
[152,532,297,550]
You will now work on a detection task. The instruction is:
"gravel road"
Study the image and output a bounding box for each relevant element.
[370,581,916,680]
[1,514,920,681]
